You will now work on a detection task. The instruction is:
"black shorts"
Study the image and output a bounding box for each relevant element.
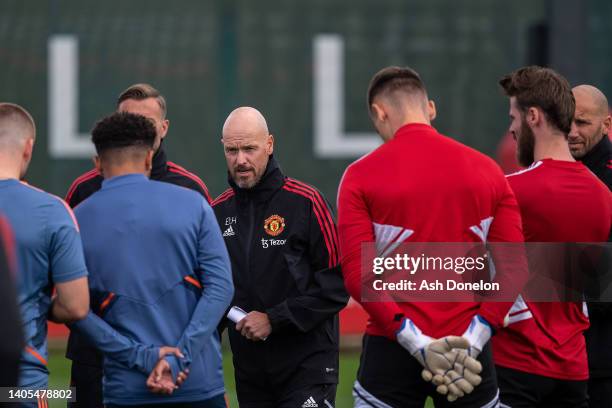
[68,361,103,408]
[496,365,587,408]
[588,376,612,408]
[236,377,336,408]
[106,394,227,408]
[354,334,500,408]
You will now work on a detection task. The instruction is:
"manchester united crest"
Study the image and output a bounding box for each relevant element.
[264,214,285,236]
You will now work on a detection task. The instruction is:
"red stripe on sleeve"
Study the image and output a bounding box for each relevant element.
[285,179,339,265]
[167,162,212,203]
[65,169,100,204]
[289,180,339,266]
[212,189,235,207]
[282,182,338,268]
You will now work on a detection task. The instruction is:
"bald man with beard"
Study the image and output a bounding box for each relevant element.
[570,85,612,189]
[570,85,612,408]
[212,107,348,408]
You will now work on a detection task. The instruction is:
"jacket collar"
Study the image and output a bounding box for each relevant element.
[582,135,612,169]
[228,155,285,203]
[101,173,149,189]
[151,143,168,179]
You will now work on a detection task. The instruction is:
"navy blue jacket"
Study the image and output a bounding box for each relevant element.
[72,174,233,405]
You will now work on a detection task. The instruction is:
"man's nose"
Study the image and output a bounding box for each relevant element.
[236,150,248,165]
[568,122,579,139]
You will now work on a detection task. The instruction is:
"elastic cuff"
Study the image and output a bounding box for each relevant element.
[164,355,181,383]
[144,347,160,374]
[464,315,492,352]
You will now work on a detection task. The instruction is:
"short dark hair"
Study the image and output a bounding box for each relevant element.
[117,83,167,118]
[499,66,575,134]
[91,112,156,156]
[367,66,427,112]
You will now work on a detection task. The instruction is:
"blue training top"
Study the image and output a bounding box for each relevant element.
[72,174,233,405]
[0,179,88,387]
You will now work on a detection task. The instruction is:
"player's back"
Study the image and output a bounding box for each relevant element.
[351,124,511,242]
[493,159,612,380]
[341,123,523,338]
[0,179,86,387]
[74,173,225,404]
[506,159,611,242]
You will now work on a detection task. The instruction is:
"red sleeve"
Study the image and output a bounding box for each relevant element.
[478,175,528,330]
[337,166,405,339]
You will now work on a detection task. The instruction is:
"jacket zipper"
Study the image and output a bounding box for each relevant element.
[245,199,256,308]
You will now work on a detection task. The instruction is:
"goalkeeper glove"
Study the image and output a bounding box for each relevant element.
[430,315,492,401]
[461,315,493,358]
[431,349,483,401]
[396,318,474,383]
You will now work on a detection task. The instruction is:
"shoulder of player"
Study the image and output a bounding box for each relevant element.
[148,178,205,201]
[505,161,545,181]
[282,177,333,210]
[66,168,102,193]
[19,182,78,225]
[212,188,235,208]
[165,161,209,192]
[65,169,102,204]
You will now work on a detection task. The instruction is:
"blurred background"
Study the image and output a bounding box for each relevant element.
[2,0,612,406]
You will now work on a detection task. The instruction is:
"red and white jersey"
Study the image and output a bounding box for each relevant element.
[493,159,612,380]
[337,123,525,340]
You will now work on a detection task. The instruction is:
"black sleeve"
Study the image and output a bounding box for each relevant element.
[266,196,349,333]
[0,218,23,386]
[65,176,103,208]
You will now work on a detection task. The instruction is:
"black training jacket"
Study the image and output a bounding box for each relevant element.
[212,157,348,388]
[65,145,211,208]
[582,135,612,377]
[65,145,211,366]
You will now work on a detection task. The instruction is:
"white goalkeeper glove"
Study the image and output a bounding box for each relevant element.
[429,315,492,402]
[396,318,475,385]
[461,315,493,358]
[432,349,483,401]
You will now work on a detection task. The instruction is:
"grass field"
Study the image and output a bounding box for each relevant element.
[48,343,433,407]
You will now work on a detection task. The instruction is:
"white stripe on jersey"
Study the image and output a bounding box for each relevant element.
[506,161,543,178]
[504,294,533,327]
[372,222,414,257]
[470,216,494,243]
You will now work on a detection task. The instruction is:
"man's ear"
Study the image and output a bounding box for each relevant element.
[267,134,274,155]
[526,107,540,127]
[23,138,34,162]
[160,119,169,140]
[428,100,437,122]
[93,155,102,174]
[371,102,387,123]
[145,149,154,171]
[602,114,611,136]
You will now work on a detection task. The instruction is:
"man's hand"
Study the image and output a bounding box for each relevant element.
[396,318,483,402]
[423,347,483,402]
[146,347,188,394]
[415,336,478,384]
[235,311,271,341]
[397,318,470,375]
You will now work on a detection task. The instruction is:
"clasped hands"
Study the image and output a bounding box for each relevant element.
[146,346,189,395]
[397,316,490,402]
[145,311,272,395]
[415,336,483,402]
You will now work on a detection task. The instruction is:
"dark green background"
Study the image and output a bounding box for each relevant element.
[1,0,609,202]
